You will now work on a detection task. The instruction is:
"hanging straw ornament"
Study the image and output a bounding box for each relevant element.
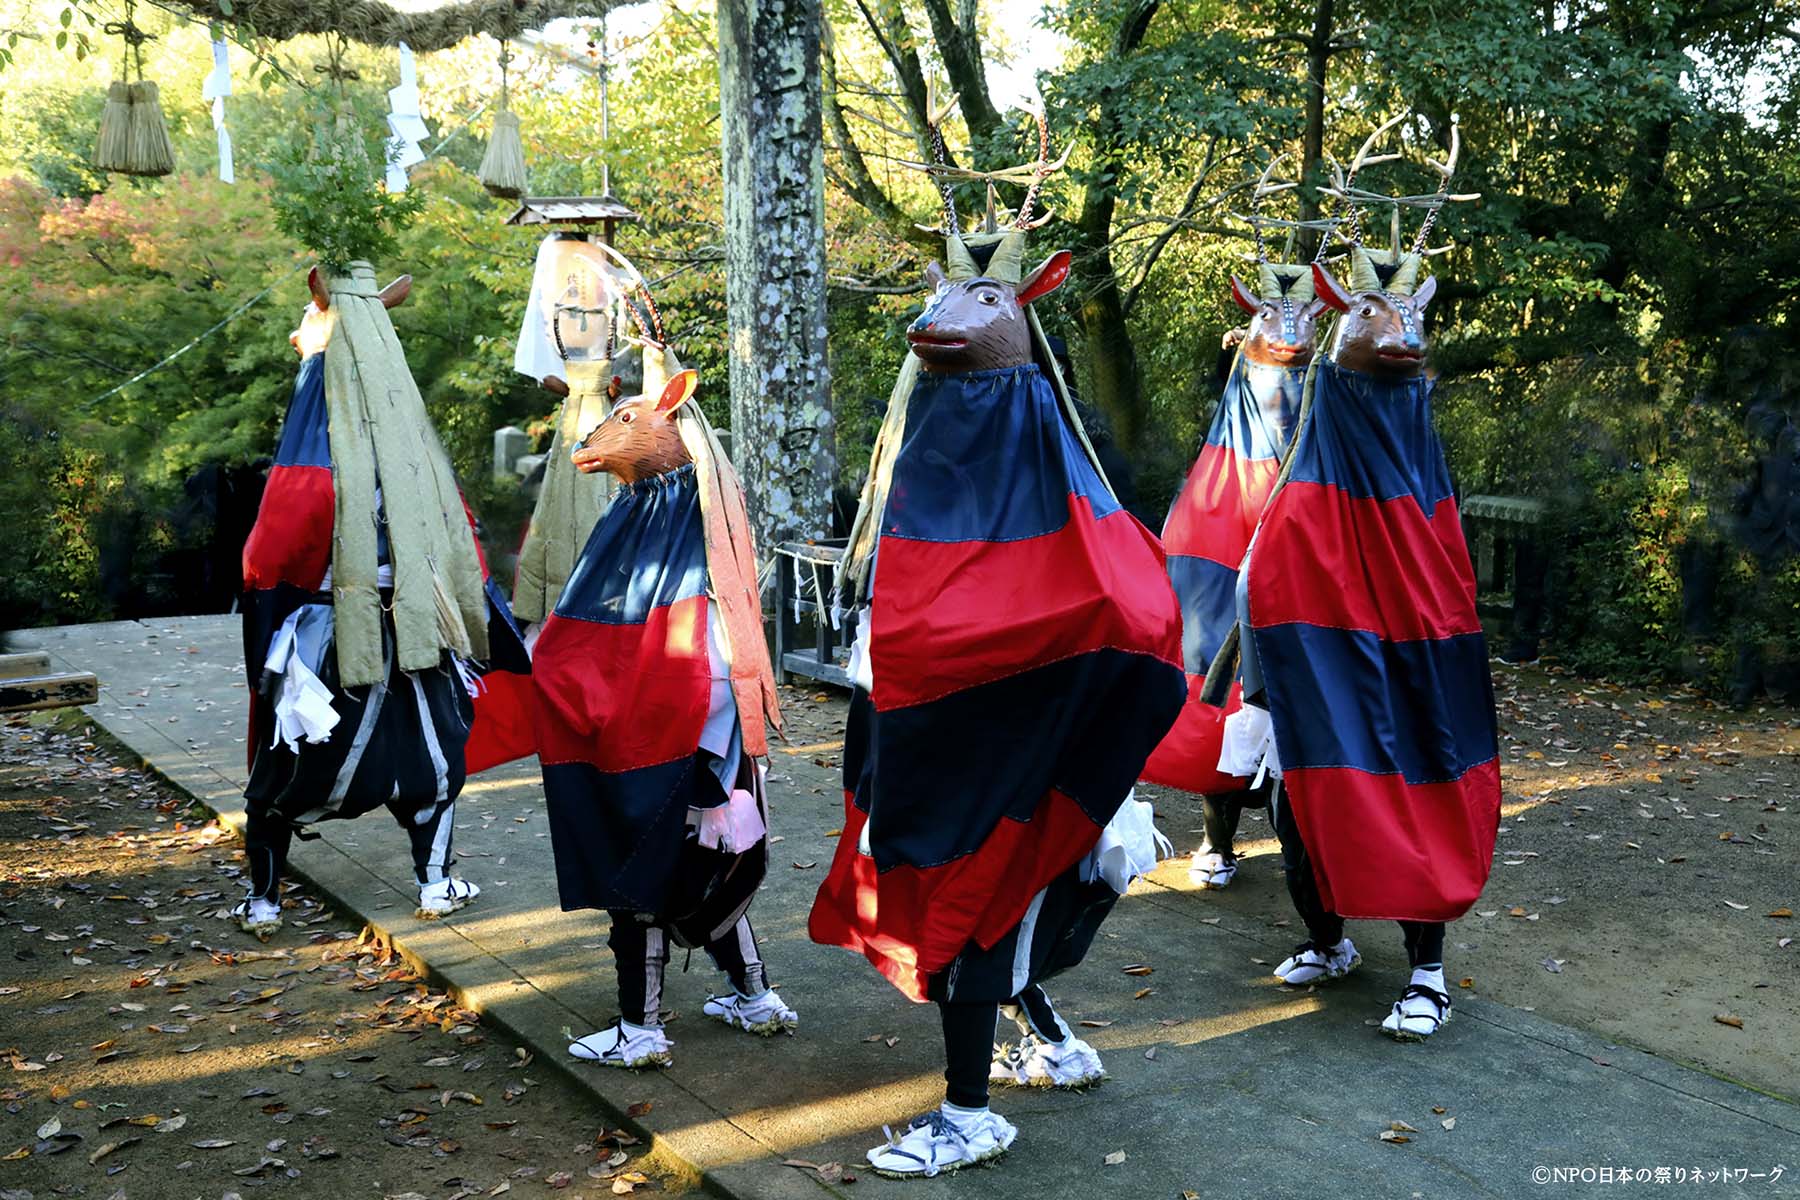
[95,1,173,177]
[478,39,527,198]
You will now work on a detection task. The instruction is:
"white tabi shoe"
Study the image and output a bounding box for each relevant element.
[229,896,283,939]
[416,877,480,920]
[1188,850,1238,890]
[1381,974,1453,1042]
[1273,937,1362,986]
[866,1108,1018,1179]
[568,1020,673,1069]
[990,1035,1106,1090]
[702,988,798,1036]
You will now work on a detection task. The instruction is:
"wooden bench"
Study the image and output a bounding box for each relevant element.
[0,653,99,712]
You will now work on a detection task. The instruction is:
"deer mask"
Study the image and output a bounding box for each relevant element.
[290,266,411,358]
[1313,247,1439,378]
[907,233,1072,373]
[572,359,699,484]
[1231,264,1327,368]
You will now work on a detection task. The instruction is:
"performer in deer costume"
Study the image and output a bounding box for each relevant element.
[236,263,530,937]
[811,107,1185,1178]
[1212,120,1498,1040]
[1141,153,1329,889]
[531,331,795,1068]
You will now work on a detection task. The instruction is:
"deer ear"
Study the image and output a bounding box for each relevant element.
[925,261,949,292]
[1412,275,1438,311]
[1312,262,1352,313]
[655,369,699,414]
[307,266,329,312]
[378,275,413,310]
[1229,275,1261,315]
[1015,250,1071,306]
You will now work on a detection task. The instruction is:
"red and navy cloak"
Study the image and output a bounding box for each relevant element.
[1142,355,1304,795]
[1247,359,1500,921]
[810,362,1186,1001]
[532,463,758,923]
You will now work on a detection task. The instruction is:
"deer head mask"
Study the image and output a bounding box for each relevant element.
[571,346,698,484]
[907,232,1071,373]
[1231,264,1327,368]
[1313,248,1439,377]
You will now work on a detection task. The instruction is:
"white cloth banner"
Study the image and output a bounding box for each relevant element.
[384,42,430,192]
[201,39,234,183]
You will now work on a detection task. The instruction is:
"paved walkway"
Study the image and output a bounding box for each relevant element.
[12,617,1800,1198]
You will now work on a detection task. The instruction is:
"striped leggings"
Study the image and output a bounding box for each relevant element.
[607,911,767,1026]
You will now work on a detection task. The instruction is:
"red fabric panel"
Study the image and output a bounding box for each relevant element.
[531,596,710,773]
[809,786,1104,1003]
[1161,442,1279,565]
[872,497,1182,711]
[465,669,539,774]
[1284,760,1502,922]
[1139,677,1247,795]
[242,464,334,591]
[1251,483,1480,641]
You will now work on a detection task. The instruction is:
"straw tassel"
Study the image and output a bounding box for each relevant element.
[479,109,527,198]
[93,80,133,172]
[478,40,527,199]
[124,79,174,177]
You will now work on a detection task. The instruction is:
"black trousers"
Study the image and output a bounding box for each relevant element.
[1271,784,1445,968]
[1201,781,1273,858]
[606,911,767,1026]
[244,798,457,900]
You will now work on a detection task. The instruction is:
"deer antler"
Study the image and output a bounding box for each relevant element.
[1410,117,1462,256]
[1234,150,1299,265]
[1317,114,1406,253]
[898,89,1071,232]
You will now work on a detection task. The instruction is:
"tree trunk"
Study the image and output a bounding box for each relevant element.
[716,0,835,552]
[1297,0,1335,228]
[1077,269,1144,454]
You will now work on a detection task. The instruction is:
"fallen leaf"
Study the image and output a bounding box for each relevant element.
[88,1137,138,1164]
[1389,1121,1419,1133]
[154,1114,187,1133]
[36,1117,60,1140]
[1078,1019,1113,1029]
[1133,987,1154,1000]
[1121,964,1153,976]
[1714,1013,1744,1029]
[625,1100,653,1119]
[1724,901,1750,911]
[1768,909,1793,919]
[1441,1117,1457,1130]
[1103,1149,1127,1165]
[1458,977,1474,989]
[191,1139,236,1149]
[1379,1130,1410,1144]
[791,860,817,870]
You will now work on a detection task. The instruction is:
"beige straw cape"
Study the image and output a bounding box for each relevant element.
[321,263,490,687]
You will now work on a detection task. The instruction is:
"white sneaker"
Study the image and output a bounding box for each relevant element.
[568,1020,673,1069]
[1188,850,1238,889]
[416,877,480,920]
[1274,937,1361,986]
[703,988,798,1035]
[991,1035,1105,1090]
[229,896,283,939]
[1381,973,1453,1042]
[866,1109,1018,1179]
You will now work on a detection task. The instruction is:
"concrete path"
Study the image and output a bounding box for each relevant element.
[12,617,1800,1199]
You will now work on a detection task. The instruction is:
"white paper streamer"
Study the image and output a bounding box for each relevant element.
[384,41,430,192]
[201,39,234,184]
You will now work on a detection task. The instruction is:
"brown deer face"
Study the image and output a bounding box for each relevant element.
[906,251,1071,373]
[1231,275,1326,368]
[571,370,699,484]
[289,267,411,358]
[1312,263,1439,378]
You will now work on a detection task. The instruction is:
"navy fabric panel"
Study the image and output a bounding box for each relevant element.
[1285,361,1453,509]
[272,354,331,469]
[1205,358,1305,463]
[850,647,1185,872]
[543,756,703,913]
[882,364,1121,543]
[481,576,531,674]
[554,464,707,625]
[1167,553,1239,674]
[1256,622,1497,783]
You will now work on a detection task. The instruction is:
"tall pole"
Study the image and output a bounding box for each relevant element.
[716,0,834,555]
